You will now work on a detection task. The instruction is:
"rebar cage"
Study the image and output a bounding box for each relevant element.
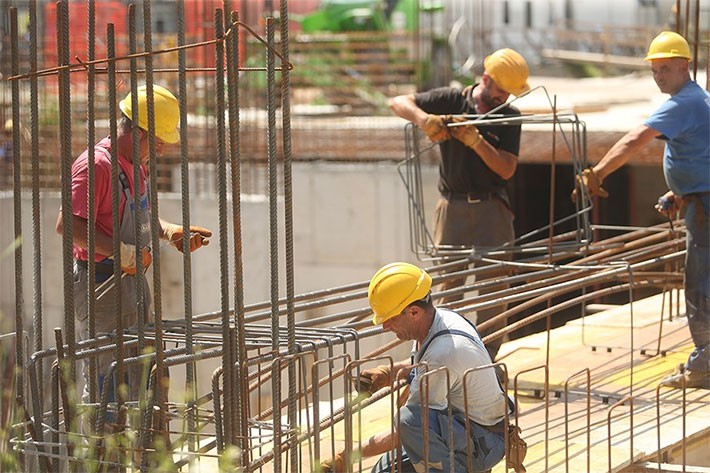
[398,88,594,262]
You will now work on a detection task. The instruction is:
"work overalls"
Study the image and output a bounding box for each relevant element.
[74,146,152,405]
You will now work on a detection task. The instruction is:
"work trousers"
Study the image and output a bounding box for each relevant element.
[74,262,151,405]
[433,196,515,361]
[370,404,505,473]
[684,194,710,374]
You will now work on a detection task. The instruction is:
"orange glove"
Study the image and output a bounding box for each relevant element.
[449,116,483,149]
[318,452,345,473]
[421,114,452,143]
[571,167,609,202]
[355,365,392,394]
[163,223,212,253]
[119,242,152,276]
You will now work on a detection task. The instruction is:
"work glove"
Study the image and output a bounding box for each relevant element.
[317,452,344,473]
[571,167,608,202]
[163,223,212,253]
[355,365,392,395]
[421,114,452,143]
[119,242,152,276]
[449,116,483,149]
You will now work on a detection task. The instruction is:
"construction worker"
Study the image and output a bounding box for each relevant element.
[320,262,513,473]
[55,84,213,405]
[573,31,709,389]
[389,48,530,362]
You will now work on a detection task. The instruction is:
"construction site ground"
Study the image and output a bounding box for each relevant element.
[263,291,708,473]
[168,291,710,473]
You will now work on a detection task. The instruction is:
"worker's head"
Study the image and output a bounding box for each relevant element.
[119,84,180,163]
[645,31,691,95]
[481,48,530,108]
[368,262,433,340]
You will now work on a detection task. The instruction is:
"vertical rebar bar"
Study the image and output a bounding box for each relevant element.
[127,3,146,358]
[225,6,249,463]
[10,6,25,470]
[85,0,98,406]
[265,17,282,472]
[175,0,198,460]
[28,0,44,398]
[213,6,234,449]
[279,2,299,470]
[106,20,125,416]
[57,0,76,397]
[141,1,169,467]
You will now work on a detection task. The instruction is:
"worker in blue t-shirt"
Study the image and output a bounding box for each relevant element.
[573,31,710,389]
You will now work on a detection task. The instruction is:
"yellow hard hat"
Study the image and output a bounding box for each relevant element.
[645,31,692,61]
[483,48,530,96]
[119,84,180,144]
[368,262,432,325]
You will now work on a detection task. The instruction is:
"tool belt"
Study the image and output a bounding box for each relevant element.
[477,420,527,473]
[506,424,528,473]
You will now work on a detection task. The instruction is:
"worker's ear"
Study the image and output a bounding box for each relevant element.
[407,305,420,318]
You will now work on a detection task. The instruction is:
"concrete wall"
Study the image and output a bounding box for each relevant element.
[0,161,439,356]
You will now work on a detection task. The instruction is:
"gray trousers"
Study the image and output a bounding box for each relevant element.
[74,263,151,405]
[371,405,504,473]
[433,196,515,360]
[684,194,710,374]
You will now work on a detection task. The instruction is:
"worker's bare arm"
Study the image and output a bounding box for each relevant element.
[389,94,429,128]
[471,137,518,180]
[55,211,115,257]
[361,430,399,458]
[594,124,661,181]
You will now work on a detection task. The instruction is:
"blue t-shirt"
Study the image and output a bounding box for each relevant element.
[644,81,710,195]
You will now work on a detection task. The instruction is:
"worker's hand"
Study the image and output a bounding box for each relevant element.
[449,116,483,149]
[164,223,212,253]
[571,167,608,202]
[655,191,680,219]
[421,114,452,143]
[119,242,152,276]
[317,452,345,473]
[355,365,392,394]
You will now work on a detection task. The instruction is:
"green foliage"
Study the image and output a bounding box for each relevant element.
[564,62,604,78]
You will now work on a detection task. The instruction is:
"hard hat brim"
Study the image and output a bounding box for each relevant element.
[644,53,692,62]
[161,129,180,144]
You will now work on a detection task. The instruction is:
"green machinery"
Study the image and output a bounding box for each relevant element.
[299,0,443,33]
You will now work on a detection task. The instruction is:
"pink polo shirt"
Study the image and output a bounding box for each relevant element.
[70,137,147,261]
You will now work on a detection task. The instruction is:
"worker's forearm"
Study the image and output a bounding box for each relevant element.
[57,213,116,258]
[361,430,398,458]
[474,141,518,180]
[389,95,428,128]
[392,359,413,381]
[159,218,173,240]
[593,125,659,181]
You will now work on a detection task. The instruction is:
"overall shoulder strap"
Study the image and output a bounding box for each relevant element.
[95,145,130,193]
[418,320,516,414]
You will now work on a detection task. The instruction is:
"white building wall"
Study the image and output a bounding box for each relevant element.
[0,161,439,354]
